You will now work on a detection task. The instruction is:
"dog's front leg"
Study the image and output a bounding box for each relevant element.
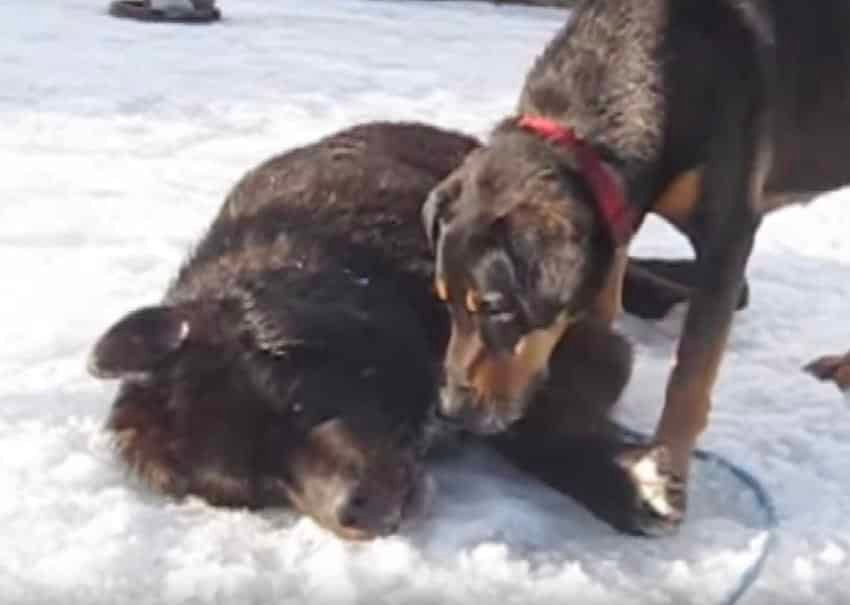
[653,78,770,515]
[654,227,755,477]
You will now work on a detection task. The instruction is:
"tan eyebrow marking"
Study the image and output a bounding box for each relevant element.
[435,279,449,302]
[465,290,480,313]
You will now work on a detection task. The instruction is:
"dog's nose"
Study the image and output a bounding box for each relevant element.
[438,383,518,435]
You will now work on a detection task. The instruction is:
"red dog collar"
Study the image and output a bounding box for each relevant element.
[517,115,636,246]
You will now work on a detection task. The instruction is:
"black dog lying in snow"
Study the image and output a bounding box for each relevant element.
[89,122,675,540]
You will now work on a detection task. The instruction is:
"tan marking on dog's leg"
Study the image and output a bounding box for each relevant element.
[655,311,731,479]
[642,167,710,477]
[592,246,629,325]
[652,168,704,228]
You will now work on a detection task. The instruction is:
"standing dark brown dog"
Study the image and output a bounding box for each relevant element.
[424,0,850,531]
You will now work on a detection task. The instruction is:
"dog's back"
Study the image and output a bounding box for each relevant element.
[183,123,477,288]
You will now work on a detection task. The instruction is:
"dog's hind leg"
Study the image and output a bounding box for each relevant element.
[654,33,771,491]
[622,258,750,320]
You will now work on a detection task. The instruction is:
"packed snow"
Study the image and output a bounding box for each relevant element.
[2,1,849,603]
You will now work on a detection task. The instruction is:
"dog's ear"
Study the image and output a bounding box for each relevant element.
[88,306,190,380]
[422,175,463,251]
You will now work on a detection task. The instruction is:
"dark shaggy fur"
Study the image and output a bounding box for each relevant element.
[424,0,850,533]
[90,122,674,539]
[90,123,476,540]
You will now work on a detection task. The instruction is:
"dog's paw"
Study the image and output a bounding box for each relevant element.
[805,352,850,391]
[614,444,686,537]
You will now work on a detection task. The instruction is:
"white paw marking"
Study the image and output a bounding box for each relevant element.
[632,454,673,517]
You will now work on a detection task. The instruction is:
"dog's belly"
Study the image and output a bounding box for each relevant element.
[759,190,824,214]
[767,112,850,204]
[764,117,850,212]
[651,167,840,228]
[766,0,850,201]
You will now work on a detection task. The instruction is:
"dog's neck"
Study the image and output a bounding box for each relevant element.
[501,116,641,248]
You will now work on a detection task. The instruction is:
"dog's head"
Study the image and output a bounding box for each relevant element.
[422,124,616,434]
[90,269,435,540]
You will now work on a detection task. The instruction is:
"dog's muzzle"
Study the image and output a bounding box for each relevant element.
[436,382,524,435]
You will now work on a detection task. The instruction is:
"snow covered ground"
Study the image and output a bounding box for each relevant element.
[2,1,849,603]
